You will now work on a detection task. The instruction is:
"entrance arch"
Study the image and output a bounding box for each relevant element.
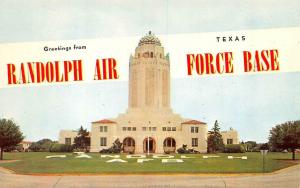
[143,137,156,153]
[123,137,135,153]
[163,137,176,153]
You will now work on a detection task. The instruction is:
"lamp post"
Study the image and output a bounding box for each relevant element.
[260,149,268,173]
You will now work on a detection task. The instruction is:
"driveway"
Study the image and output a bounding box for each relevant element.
[0,164,300,188]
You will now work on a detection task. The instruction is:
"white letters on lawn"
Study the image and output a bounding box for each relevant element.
[101,155,120,158]
[127,155,146,159]
[152,155,174,159]
[137,159,154,163]
[106,159,128,163]
[46,155,66,159]
[73,152,85,155]
[45,154,248,163]
[75,154,92,158]
[203,155,220,159]
[228,156,247,160]
[162,159,184,163]
[181,155,195,159]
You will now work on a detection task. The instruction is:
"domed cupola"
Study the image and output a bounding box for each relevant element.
[138,31,161,46]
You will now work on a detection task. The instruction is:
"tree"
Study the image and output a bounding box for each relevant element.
[259,143,269,150]
[0,119,24,160]
[207,120,224,153]
[268,120,300,160]
[29,139,55,152]
[73,126,90,152]
[28,142,41,152]
[245,141,257,152]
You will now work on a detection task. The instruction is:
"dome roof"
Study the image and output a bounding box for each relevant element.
[138,31,161,46]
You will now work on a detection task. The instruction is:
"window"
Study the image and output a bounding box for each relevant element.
[150,52,153,58]
[143,52,149,58]
[163,127,175,131]
[192,138,198,147]
[65,138,71,145]
[100,126,108,132]
[191,126,198,133]
[227,139,233,144]
[100,137,107,146]
[142,127,147,131]
[123,127,136,131]
[152,127,156,131]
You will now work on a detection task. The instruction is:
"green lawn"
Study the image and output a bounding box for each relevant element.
[0,152,299,174]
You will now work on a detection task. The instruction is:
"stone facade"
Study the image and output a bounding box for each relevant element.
[59,130,78,145]
[221,128,239,145]
[19,141,32,151]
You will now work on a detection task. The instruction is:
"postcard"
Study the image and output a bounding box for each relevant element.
[0,1,299,188]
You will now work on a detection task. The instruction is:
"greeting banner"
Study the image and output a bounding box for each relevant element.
[0,27,299,88]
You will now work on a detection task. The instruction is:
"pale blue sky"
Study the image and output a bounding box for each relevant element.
[0,73,299,142]
[0,1,299,142]
[0,0,300,42]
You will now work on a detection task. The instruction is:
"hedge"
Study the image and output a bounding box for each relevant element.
[49,143,74,152]
[224,144,245,153]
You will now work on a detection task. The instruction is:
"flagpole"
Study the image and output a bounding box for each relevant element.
[147,136,149,156]
[147,121,150,155]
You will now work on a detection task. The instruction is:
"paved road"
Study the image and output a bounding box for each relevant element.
[1,165,300,188]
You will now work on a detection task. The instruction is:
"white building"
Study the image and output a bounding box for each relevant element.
[221,128,239,145]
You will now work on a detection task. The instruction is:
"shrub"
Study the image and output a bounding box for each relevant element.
[177,144,189,154]
[49,143,73,152]
[177,144,200,154]
[99,139,122,154]
[29,139,55,152]
[259,143,269,150]
[224,144,245,153]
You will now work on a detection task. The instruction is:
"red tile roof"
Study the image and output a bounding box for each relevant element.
[181,120,206,125]
[92,119,116,124]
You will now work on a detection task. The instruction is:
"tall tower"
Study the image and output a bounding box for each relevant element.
[128,31,171,113]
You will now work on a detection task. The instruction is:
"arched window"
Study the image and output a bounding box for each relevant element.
[163,137,176,153]
[163,137,176,147]
[143,52,149,58]
[150,52,153,58]
[123,137,135,153]
[124,137,135,147]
